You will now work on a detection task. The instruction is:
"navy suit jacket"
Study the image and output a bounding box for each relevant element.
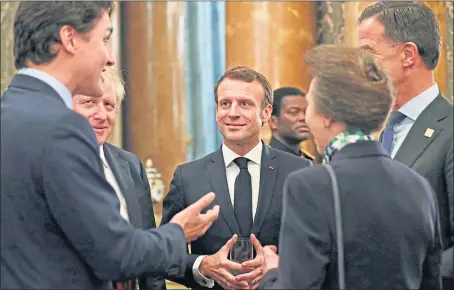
[161,144,312,289]
[1,74,187,289]
[391,94,453,281]
[260,141,442,289]
[103,143,166,290]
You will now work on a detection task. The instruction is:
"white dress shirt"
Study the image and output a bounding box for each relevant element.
[390,84,439,158]
[99,145,129,222]
[193,142,263,288]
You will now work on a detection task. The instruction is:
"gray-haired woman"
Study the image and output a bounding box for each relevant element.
[258,45,442,289]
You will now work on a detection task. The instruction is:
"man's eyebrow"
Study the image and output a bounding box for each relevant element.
[106,27,113,36]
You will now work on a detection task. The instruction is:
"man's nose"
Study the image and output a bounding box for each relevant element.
[93,106,107,120]
[106,46,115,67]
[297,111,306,122]
[228,103,240,117]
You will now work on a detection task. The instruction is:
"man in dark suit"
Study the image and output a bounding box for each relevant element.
[358,2,453,286]
[161,67,312,290]
[268,87,314,162]
[1,2,218,289]
[73,67,166,290]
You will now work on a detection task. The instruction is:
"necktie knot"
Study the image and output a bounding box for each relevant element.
[387,111,406,128]
[234,157,249,169]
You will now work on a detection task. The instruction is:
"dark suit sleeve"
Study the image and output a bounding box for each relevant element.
[41,113,187,281]
[161,166,202,288]
[261,171,331,289]
[137,160,167,290]
[442,143,454,278]
[420,178,443,289]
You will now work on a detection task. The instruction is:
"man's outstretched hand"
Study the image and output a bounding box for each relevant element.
[170,192,219,242]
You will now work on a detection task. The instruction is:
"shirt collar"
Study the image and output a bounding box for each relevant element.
[222,141,263,168]
[17,68,73,109]
[99,145,109,169]
[399,83,439,121]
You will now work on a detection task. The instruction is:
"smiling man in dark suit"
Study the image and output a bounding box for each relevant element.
[358,2,453,287]
[161,67,312,290]
[73,67,166,290]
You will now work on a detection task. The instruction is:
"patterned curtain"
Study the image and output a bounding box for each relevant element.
[184,2,225,161]
[316,1,345,45]
[447,1,453,100]
[0,2,19,95]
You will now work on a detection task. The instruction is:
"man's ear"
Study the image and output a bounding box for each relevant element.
[402,42,418,68]
[269,115,278,131]
[261,104,273,124]
[59,25,78,55]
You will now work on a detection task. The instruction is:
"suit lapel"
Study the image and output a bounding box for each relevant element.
[103,145,142,228]
[207,149,240,235]
[252,145,277,235]
[394,94,450,167]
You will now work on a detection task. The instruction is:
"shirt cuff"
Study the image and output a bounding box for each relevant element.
[192,255,215,288]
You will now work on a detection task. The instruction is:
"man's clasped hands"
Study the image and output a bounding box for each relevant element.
[198,234,280,289]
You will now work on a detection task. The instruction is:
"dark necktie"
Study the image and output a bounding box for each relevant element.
[233,157,253,238]
[381,111,407,154]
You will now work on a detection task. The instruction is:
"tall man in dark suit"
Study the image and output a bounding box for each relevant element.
[1,2,218,289]
[358,2,453,286]
[73,67,166,290]
[268,87,314,162]
[161,67,312,289]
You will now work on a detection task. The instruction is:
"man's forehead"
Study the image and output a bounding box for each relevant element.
[358,17,385,39]
[218,79,263,96]
[282,95,306,106]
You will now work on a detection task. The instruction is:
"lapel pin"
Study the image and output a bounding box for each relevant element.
[424,128,434,138]
[268,165,274,170]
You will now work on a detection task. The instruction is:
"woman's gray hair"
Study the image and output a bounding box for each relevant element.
[101,66,125,103]
[305,45,394,134]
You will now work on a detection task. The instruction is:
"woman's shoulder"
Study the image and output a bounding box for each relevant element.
[286,164,333,194]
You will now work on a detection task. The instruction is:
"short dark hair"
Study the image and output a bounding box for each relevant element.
[14,1,114,69]
[305,45,394,134]
[214,66,273,108]
[272,87,306,117]
[358,1,440,70]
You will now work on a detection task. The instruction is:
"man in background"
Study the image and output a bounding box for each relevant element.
[73,67,166,290]
[1,2,218,288]
[268,87,314,162]
[358,1,453,287]
[161,67,312,289]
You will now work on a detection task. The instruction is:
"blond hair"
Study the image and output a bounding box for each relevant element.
[101,66,125,102]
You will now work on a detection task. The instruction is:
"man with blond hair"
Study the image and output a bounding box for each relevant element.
[73,67,166,290]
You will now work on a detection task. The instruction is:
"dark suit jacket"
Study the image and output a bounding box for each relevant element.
[103,143,166,290]
[161,144,312,289]
[1,74,187,289]
[260,141,442,289]
[392,94,453,279]
[269,136,314,162]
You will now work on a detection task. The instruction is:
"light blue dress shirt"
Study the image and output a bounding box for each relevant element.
[17,68,73,109]
[390,83,439,158]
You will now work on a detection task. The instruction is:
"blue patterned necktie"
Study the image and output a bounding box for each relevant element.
[381,111,407,154]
